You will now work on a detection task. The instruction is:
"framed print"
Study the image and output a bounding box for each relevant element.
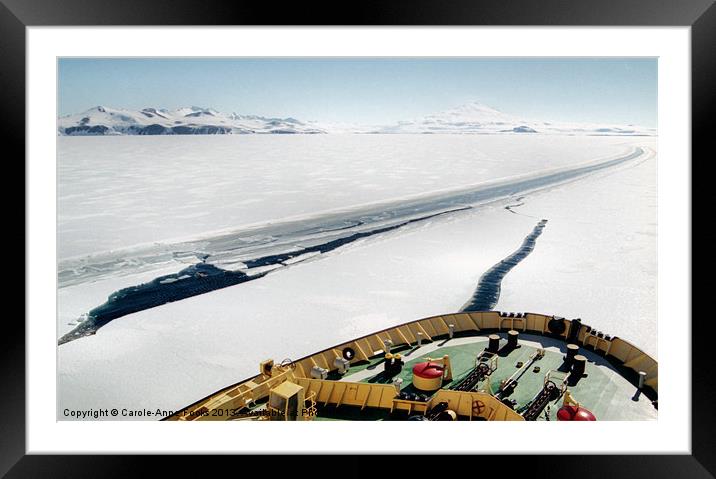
[6,0,714,475]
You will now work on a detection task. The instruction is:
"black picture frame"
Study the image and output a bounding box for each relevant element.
[4,0,713,475]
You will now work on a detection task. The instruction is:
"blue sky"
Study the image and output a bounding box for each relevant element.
[58,58,657,127]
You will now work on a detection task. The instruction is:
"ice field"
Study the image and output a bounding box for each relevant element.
[58,134,642,260]
[56,134,657,419]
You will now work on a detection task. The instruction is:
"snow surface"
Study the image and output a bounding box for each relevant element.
[56,135,657,420]
[58,203,537,419]
[496,141,657,357]
[58,134,639,261]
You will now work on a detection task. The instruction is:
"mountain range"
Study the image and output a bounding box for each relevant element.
[57,105,325,136]
[57,102,656,136]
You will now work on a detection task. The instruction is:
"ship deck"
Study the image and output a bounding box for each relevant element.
[169,312,658,422]
[309,332,657,421]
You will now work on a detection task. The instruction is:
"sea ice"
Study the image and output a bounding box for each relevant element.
[56,134,657,420]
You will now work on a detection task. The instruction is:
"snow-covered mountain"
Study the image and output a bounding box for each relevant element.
[371,101,656,136]
[57,102,656,136]
[57,106,326,136]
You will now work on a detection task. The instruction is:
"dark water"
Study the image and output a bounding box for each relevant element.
[57,263,262,345]
[244,206,470,268]
[58,206,470,345]
[461,219,548,312]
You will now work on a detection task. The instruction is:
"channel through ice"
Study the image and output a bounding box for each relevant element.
[57,132,657,419]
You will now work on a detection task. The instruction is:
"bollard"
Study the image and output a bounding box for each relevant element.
[384,353,394,373]
[507,330,519,349]
[638,371,647,389]
[565,344,579,363]
[448,324,455,339]
[393,354,403,373]
[417,332,423,346]
[572,355,587,378]
[488,334,500,353]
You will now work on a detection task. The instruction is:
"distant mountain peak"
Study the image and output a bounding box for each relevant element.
[370,101,654,136]
[452,101,503,114]
[425,101,515,123]
[58,105,326,136]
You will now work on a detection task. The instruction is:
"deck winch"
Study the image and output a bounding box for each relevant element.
[412,355,452,391]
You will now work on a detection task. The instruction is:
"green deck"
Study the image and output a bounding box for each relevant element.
[313,332,656,421]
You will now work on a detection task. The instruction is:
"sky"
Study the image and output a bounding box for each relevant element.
[58,58,657,127]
